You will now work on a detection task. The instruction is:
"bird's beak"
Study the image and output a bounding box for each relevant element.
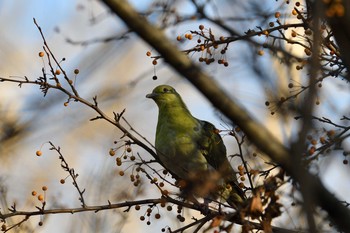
[146,93,157,99]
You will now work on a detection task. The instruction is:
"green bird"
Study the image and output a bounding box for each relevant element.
[146,85,245,206]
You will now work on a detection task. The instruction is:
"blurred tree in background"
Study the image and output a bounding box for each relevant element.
[0,0,349,232]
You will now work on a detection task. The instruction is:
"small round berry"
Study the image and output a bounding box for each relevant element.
[176,35,182,41]
[152,75,157,80]
[42,186,48,191]
[238,165,244,171]
[135,205,141,210]
[126,147,132,153]
[140,216,145,221]
[1,224,6,231]
[152,60,158,65]
[155,213,161,219]
[304,48,312,56]
[38,221,43,226]
[60,179,65,184]
[64,102,69,107]
[167,206,172,211]
[257,50,264,56]
[39,51,45,57]
[292,9,297,15]
[36,150,42,156]
[199,25,204,30]
[146,51,151,56]
[38,194,44,201]
[274,12,281,18]
[32,191,37,196]
[343,159,348,165]
[130,155,135,161]
[55,69,61,75]
[119,171,125,176]
[68,79,73,85]
[74,69,80,74]
[109,149,116,156]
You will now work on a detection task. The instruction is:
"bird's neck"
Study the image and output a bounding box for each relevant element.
[157,102,196,128]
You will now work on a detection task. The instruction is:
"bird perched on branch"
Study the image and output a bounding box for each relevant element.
[146,85,245,207]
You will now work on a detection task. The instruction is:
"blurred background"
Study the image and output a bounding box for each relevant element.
[0,0,349,232]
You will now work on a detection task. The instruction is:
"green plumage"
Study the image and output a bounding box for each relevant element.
[146,85,245,205]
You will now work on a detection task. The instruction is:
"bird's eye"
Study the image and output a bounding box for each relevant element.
[163,88,169,92]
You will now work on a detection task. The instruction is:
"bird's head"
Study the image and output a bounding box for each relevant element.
[146,85,185,108]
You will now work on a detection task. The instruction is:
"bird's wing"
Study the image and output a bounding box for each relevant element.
[197,120,230,173]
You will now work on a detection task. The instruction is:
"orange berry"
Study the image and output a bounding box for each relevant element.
[60,179,65,184]
[176,35,181,41]
[327,130,335,137]
[126,147,132,153]
[146,51,151,56]
[63,102,68,107]
[68,79,73,85]
[308,146,316,155]
[38,194,44,201]
[36,150,42,156]
[257,50,264,56]
[38,51,45,57]
[292,9,297,15]
[32,191,37,196]
[304,48,312,56]
[109,149,116,156]
[275,12,281,18]
[55,69,61,75]
[152,60,158,65]
[42,186,48,191]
